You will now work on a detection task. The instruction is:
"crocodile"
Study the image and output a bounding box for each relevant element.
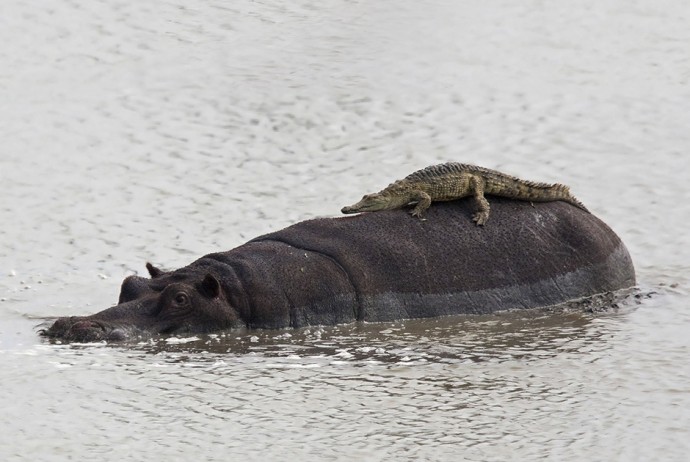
[341,162,589,225]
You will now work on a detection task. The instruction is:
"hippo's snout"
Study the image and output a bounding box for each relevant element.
[42,317,125,342]
[68,320,107,342]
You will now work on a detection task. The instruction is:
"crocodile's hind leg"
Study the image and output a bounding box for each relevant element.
[469,175,490,225]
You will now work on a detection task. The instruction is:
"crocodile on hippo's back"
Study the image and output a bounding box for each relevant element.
[42,179,636,342]
[342,162,588,224]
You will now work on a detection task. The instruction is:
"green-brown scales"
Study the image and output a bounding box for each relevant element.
[341,162,589,225]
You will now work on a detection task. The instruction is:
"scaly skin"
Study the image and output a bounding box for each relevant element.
[341,162,589,225]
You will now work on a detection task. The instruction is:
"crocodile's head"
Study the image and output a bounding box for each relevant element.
[342,192,409,214]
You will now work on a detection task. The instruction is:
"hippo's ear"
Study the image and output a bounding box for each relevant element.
[200,274,220,298]
[146,262,164,279]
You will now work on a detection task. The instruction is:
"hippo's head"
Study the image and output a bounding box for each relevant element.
[41,263,243,342]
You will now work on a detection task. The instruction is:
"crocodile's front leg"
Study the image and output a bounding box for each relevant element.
[469,175,490,225]
[409,190,432,219]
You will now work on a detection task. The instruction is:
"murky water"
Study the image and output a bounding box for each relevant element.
[1,0,689,460]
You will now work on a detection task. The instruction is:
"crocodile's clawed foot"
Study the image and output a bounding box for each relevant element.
[410,210,426,221]
[472,212,489,226]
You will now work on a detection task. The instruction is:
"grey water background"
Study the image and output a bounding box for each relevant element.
[1,0,689,460]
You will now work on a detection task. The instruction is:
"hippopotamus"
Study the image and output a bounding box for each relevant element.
[42,198,635,342]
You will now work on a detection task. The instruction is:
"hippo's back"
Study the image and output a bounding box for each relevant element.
[248,199,635,322]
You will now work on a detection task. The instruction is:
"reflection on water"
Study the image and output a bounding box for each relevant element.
[137,296,628,362]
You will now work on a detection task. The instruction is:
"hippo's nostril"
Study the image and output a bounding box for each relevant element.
[54,317,75,330]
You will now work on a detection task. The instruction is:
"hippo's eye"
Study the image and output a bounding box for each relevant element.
[174,293,189,305]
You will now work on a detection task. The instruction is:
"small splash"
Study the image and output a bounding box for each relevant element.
[164,336,201,344]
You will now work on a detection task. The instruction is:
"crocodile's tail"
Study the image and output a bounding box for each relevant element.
[526,182,589,213]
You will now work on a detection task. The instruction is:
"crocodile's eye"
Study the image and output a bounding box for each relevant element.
[174,293,189,305]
